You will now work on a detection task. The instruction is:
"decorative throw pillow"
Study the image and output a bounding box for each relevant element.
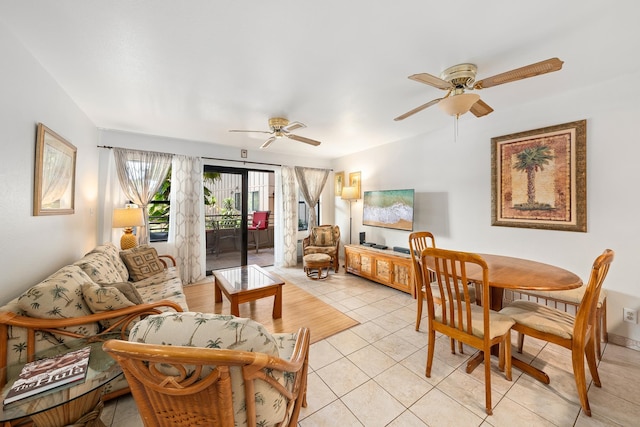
[89,242,129,282]
[101,282,144,305]
[17,265,100,337]
[81,282,136,329]
[74,252,124,284]
[120,245,164,282]
[311,226,335,247]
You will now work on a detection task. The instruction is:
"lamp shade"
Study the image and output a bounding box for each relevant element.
[112,207,145,228]
[341,186,359,200]
[438,93,480,117]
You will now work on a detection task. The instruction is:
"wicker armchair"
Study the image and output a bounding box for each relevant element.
[302,225,340,272]
[103,312,309,427]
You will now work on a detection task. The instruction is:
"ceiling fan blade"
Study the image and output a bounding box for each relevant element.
[260,136,277,149]
[469,99,494,117]
[409,73,453,90]
[394,98,442,121]
[286,134,321,146]
[229,129,272,134]
[283,121,306,132]
[473,57,564,89]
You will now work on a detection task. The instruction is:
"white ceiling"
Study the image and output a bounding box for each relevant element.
[0,1,635,159]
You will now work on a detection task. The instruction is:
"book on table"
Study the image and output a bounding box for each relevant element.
[3,346,91,405]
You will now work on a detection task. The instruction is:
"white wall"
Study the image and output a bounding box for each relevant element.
[0,24,99,302]
[332,72,640,342]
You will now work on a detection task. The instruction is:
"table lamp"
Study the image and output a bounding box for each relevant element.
[112,207,145,250]
[341,186,359,244]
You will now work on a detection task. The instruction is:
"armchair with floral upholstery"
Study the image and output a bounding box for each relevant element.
[302,225,340,273]
[103,312,310,427]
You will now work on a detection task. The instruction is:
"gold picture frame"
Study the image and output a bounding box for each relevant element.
[349,171,361,198]
[491,120,586,232]
[34,123,77,215]
[334,171,345,196]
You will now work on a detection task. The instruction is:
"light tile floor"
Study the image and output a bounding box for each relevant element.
[101,265,640,426]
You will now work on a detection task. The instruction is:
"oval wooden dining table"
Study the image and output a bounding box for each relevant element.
[430,253,583,384]
[470,254,583,311]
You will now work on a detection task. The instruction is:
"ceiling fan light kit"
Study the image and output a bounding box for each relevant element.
[438,92,480,117]
[395,57,564,123]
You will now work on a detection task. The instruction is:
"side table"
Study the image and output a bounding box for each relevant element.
[0,335,123,427]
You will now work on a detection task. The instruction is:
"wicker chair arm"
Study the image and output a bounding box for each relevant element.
[158,254,177,268]
[0,301,182,330]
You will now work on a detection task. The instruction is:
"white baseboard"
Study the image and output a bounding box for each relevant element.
[608,333,640,352]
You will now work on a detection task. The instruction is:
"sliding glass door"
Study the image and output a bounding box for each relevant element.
[204,165,275,274]
[204,166,247,272]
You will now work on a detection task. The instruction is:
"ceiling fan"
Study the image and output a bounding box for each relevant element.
[394,57,564,121]
[229,117,322,149]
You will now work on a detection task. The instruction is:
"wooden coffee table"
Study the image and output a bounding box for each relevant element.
[213,265,285,318]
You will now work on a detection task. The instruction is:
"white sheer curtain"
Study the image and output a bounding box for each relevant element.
[113,148,173,245]
[276,166,298,267]
[295,166,330,230]
[99,150,127,244]
[169,155,206,284]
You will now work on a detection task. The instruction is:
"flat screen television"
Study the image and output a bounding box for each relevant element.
[362,189,414,231]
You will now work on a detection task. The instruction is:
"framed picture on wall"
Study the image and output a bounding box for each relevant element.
[349,171,361,198]
[334,171,345,196]
[491,120,586,232]
[33,123,77,216]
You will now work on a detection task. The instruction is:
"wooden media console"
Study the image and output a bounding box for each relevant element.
[344,244,415,295]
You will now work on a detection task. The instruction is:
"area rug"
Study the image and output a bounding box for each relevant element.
[183,278,359,344]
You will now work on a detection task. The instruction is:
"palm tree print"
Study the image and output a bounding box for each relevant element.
[187,316,211,346]
[47,306,64,317]
[206,337,223,348]
[513,145,555,209]
[283,371,295,388]
[12,342,27,362]
[20,288,43,302]
[225,321,248,349]
[135,316,164,342]
[95,287,110,303]
[272,395,284,412]
[50,285,73,306]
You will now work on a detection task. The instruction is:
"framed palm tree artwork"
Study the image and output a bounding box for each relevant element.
[491,120,586,232]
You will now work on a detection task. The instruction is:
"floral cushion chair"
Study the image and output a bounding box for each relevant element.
[103,312,309,427]
[302,225,341,272]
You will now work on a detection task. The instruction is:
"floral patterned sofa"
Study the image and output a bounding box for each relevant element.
[0,242,188,400]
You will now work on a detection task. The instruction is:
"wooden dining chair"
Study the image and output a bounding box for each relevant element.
[509,286,607,360]
[408,231,437,331]
[410,232,477,333]
[499,249,614,417]
[421,247,515,415]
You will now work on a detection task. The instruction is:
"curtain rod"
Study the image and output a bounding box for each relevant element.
[97,145,283,168]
